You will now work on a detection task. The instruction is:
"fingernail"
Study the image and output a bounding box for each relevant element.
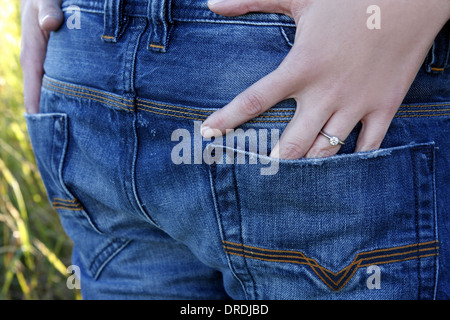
[207,0,224,6]
[39,13,61,25]
[269,144,280,159]
[201,124,222,139]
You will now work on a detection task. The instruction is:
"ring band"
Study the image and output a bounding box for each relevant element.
[319,131,345,146]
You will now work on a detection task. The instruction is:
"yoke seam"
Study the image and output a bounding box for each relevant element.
[42,76,450,121]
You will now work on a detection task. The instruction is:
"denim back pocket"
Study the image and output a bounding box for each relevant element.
[209,142,439,299]
[25,112,130,281]
[25,113,72,203]
[25,112,102,232]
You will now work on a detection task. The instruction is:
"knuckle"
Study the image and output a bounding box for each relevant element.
[358,141,382,152]
[279,139,308,159]
[308,147,336,158]
[239,91,266,117]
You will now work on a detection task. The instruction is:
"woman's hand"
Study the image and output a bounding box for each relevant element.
[201,0,450,159]
[20,0,63,113]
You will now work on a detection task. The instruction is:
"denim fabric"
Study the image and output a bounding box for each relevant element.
[25,0,449,299]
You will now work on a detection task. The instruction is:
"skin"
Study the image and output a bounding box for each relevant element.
[20,0,63,114]
[20,0,450,160]
[201,0,450,159]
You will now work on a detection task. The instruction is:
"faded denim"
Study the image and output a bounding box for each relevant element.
[25,0,449,299]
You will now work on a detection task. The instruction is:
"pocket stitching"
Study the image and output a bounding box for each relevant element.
[211,141,438,298]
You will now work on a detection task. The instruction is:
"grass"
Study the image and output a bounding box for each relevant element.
[0,0,80,299]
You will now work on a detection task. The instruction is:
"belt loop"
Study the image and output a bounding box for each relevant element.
[102,0,123,42]
[425,20,450,74]
[147,0,173,53]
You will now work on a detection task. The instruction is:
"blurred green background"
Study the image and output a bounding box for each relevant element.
[0,0,79,299]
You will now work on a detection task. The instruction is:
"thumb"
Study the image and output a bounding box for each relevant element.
[207,0,292,17]
[38,0,64,31]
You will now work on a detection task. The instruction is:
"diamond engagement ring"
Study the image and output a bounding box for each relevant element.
[319,131,345,146]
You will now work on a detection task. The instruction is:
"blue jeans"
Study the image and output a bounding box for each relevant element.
[25,0,450,299]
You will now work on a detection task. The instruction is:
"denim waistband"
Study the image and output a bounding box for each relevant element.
[62,0,295,52]
[61,0,296,25]
[426,20,450,74]
[61,0,448,67]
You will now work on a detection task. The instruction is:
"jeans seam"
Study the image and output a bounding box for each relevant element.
[430,145,439,300]
[89,238,133,280]
[45,76,134,103]
[42,81,134,112]
[52,197,83,211]
[209,164,249,300]
[122,17,147,94]
[410,144,439,299]
[42,76,450,120]
[172,17,296,27]
[51,113,105,235]
[279,26,294,47]
[223,240,440,292]
[411,146,422,299]
[129,114,162,228]
[232,164,258,300]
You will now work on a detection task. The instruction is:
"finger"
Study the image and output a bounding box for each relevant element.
[22,60,46,114]
[207,0,293,17]
[20,0,62,113]
[201,65,298,138]
[38,0,64,31]
[354,112,394,152]
[304,110,361,158]
[270,106,329,159]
